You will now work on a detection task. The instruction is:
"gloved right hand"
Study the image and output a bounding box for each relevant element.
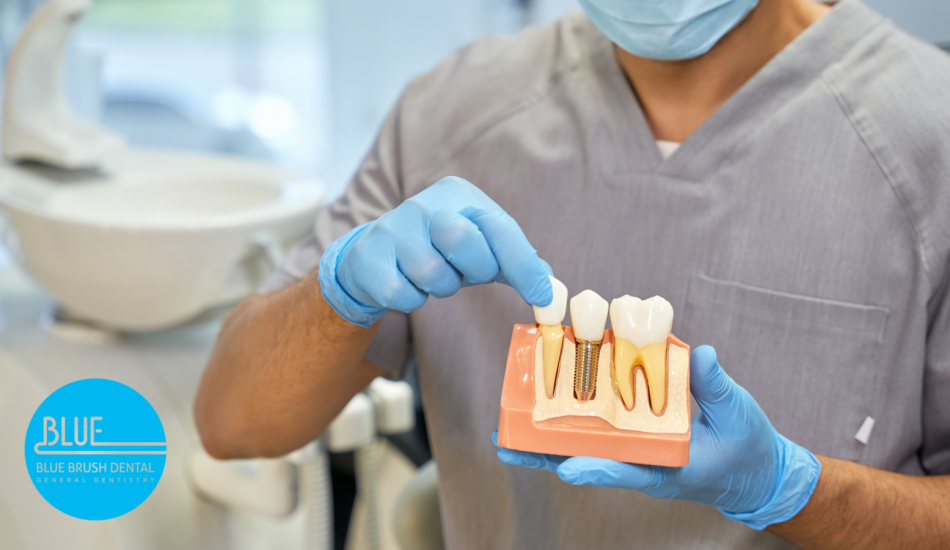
[318,176,553,327]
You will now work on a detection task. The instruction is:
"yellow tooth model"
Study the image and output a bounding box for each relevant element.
[609,295,674,415]
[533,276,568,398]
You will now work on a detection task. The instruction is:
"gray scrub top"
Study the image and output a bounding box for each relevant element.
[262,1,950,547]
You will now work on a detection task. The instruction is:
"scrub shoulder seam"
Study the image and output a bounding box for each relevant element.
[416,75,567,190]
[819,72,932,294]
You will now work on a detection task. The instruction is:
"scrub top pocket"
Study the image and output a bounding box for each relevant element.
[681,273,889,462]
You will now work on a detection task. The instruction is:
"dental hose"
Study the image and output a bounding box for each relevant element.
[355,440,383,550]
[302,439,333,550]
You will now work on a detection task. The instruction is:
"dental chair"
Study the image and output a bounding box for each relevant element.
[0,351,120,550]
[1,2,445,549]
[188,377,440,550]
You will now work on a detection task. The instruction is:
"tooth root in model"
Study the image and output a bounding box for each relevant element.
[609,295,674,415]
[570,290,609,402]
[533,276,568,398]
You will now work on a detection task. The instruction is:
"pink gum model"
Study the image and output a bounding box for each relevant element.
[497,324,691,467]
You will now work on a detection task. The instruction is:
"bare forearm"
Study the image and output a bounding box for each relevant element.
[194,273,384,458]
[769,456,950,549]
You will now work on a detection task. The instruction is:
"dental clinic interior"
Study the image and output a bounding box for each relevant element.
[0,0,948,549]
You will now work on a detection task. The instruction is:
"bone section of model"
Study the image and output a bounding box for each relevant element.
[531,336,689,433]
[609,296,674,414]
[533,276,568,398]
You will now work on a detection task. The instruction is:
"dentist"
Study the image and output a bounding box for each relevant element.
[195,0,950,547]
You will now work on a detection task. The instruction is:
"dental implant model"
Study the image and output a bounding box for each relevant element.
[533,276,568,398]
[497,286,692,467]
[570,290,609,402]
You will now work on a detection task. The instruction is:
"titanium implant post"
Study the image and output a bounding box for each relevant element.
[574,338,601,401]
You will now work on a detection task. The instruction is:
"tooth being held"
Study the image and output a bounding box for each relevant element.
[533,276,567,398]
[609,296,673,415]
[570,290,609,402]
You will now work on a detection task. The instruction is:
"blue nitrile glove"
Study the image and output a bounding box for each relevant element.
[319,176,553,327]
[495,345,822,530]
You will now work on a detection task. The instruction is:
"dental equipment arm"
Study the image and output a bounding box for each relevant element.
[196,175,552,458]
[497,345,950,548]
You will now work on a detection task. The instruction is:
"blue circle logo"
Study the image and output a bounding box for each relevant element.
[24,379,166,520]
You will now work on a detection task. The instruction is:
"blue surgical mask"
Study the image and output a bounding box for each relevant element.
[579,0,761,61]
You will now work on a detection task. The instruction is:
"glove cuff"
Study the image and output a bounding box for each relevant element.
[719,434,822,530]
[318,223,388,328]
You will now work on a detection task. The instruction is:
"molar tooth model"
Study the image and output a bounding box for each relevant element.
[610,295,674,415]
[497,280,691,466]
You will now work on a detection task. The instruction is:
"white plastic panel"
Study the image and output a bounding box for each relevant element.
[367,378,415,435]
[327,393,376,452]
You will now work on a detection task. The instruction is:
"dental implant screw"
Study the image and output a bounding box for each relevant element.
[574,339,602,401]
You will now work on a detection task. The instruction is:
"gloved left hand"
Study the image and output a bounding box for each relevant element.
[495,345,822,530]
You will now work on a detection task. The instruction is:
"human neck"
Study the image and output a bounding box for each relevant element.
[616,0,831,142]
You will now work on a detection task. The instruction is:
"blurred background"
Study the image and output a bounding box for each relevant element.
[1,0,945,202]
[0,1,946,550]
[0,0,581,201]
